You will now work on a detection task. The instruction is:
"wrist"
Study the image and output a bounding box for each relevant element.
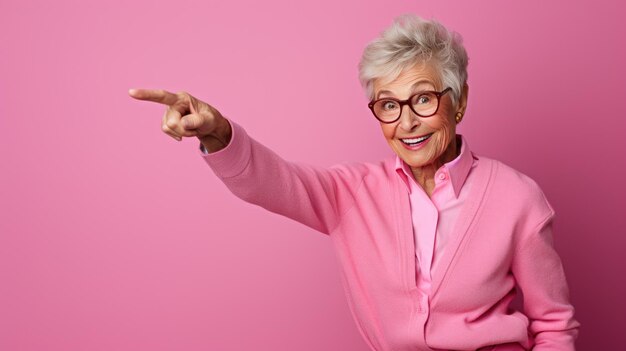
[198,117,232,153]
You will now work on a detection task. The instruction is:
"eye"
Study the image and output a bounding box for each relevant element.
[381,100,399,110]
[415,94,432,104]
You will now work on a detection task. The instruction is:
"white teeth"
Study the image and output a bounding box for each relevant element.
[402,133,432,144]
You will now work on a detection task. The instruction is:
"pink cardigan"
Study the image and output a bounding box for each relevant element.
[200,120,580,351]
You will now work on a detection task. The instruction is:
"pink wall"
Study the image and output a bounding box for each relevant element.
[1,0,624,349]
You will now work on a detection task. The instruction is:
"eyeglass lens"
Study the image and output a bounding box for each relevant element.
[373,92,439,121]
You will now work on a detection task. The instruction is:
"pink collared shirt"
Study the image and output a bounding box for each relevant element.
[394,135,478,308]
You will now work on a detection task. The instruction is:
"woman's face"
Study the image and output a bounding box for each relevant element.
[373,63,467,169]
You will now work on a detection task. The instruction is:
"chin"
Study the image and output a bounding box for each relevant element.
[393,140,432,164]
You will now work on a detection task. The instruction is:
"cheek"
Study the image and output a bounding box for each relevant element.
[424,115,453,135]
[424,115,455,151]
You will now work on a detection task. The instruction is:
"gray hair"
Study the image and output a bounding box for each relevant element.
[358,14,469,107]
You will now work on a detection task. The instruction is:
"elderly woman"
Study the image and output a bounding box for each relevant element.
[129,14,579,351]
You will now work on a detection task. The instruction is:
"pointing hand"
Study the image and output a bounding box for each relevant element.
[129,88,231,151]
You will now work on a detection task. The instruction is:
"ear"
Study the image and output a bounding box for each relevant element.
[457,82,469,113]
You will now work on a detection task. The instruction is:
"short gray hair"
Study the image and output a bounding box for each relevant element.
[358,14,469,107]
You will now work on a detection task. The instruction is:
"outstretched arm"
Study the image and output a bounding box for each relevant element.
[129,87,365,234]
[199,118,365,235]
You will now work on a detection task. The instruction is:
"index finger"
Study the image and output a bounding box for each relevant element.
[128,88,179,106]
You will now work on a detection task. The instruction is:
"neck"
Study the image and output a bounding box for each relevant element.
[410,136,460,190]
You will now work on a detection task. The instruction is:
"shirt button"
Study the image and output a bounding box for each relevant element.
[438,173,447,181]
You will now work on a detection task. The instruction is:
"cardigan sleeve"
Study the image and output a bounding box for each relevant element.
[511,204,581,350]
[198,118,365,235]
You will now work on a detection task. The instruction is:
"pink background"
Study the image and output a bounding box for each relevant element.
[1,0,624,349]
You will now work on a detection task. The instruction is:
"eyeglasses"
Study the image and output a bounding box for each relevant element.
[367,87,452,123]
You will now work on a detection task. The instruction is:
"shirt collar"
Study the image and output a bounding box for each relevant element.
[394,134,475,198]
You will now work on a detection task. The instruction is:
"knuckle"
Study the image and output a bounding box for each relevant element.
[165,119,178,130]
[204,113,215,124]
[176,91,189,100]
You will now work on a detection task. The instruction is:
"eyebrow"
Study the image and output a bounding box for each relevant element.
[376,80,435,99]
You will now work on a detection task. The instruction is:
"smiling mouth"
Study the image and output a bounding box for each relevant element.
[401,133,433,146]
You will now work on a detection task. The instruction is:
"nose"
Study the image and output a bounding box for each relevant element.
[398,104,420,131]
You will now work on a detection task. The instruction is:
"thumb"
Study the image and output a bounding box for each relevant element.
[182,114,203,130]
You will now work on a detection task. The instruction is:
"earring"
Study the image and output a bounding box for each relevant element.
[455,112,464,123]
